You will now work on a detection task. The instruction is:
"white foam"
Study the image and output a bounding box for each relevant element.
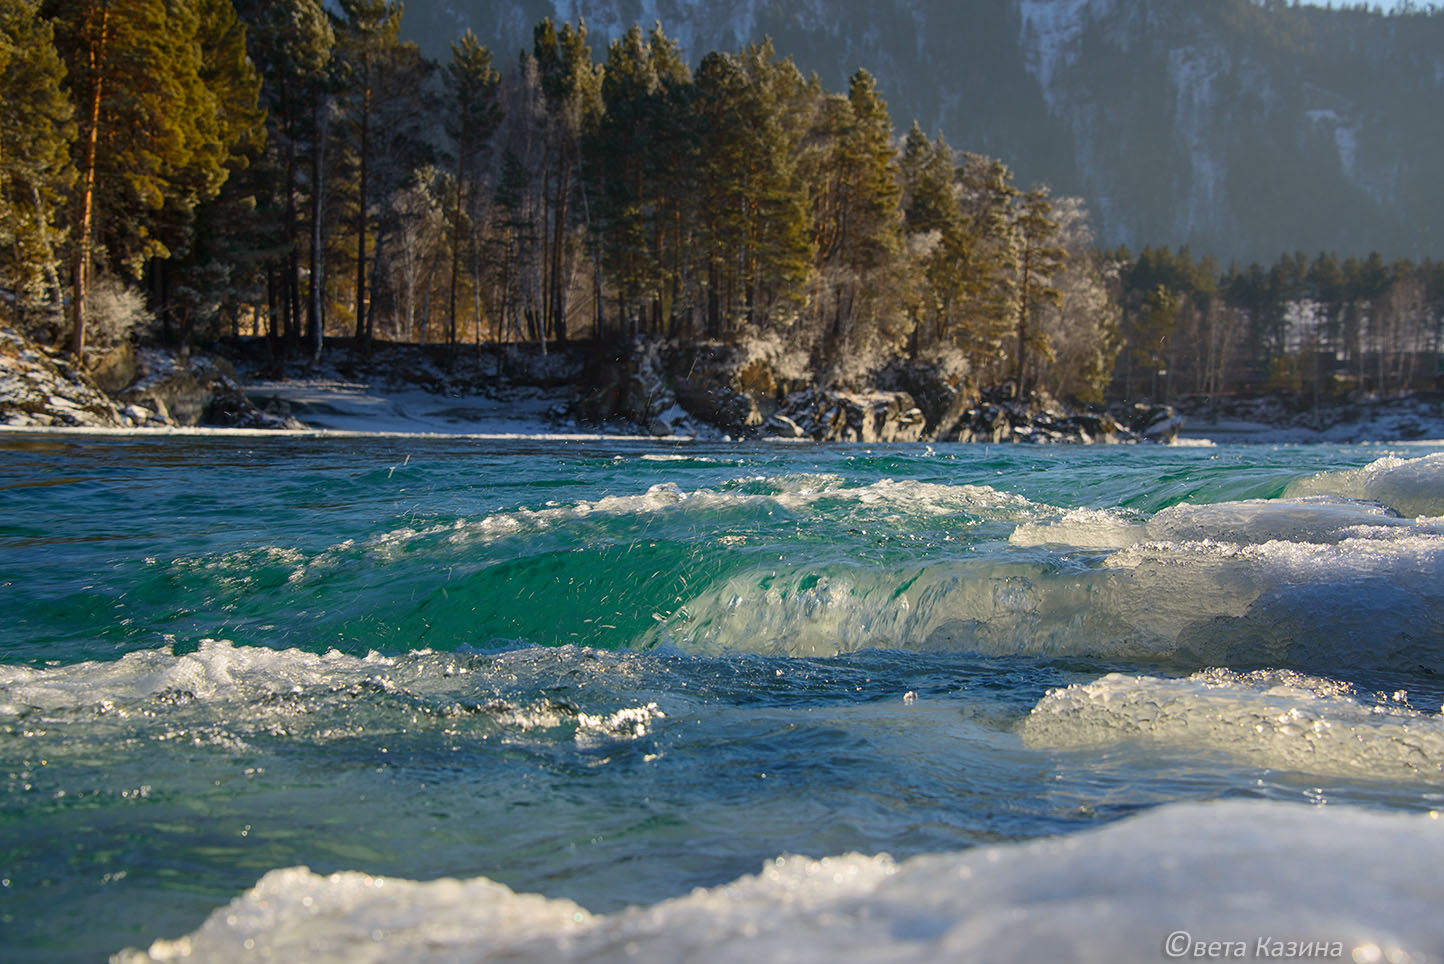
[0,640,676,764]
[0,639,392,715]
[1010,496,1416,550]
[435,476,1036,547]
[116,799,1444,963]
[1009,506,1148,548]
[1023,670,1444,781]
[181,474,1004,582]
[1286,452,1444,517]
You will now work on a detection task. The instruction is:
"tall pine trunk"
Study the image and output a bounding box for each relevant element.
[353,76,370,351]
[309,93,327,365]
[70,4,109,361]
[448,133,465,350]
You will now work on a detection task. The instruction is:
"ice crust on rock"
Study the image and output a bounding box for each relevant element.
[116,800,1444,964]
[1022,669,1444,781]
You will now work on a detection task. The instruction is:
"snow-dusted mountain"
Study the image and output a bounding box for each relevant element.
[400,0,1444,262]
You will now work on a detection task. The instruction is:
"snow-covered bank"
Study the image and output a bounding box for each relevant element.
[244,376,575,437]
[234,340,696,438]
[9,323,1444,443]
[0,326,655,439]
[0,325,124,427]
[1176,394,1444,444]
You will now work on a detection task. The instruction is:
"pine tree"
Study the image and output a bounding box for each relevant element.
[443,30,499,350]
[736,42,812,334]
[593,25,662,335]
[692,43,812,339]
[811,69,905,377]
[0,0,75,309]
[233,0,332,352]
[899,124,964,352]
[954,153,1020,378]
[532,19,600,342]
[1012,187,1066,394]
[46,0,259,359]
[158,0,266,348]
[335,0,405,353]
[1035,198,1121,404]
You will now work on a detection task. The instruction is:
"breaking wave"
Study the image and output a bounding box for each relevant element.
[648,495,1444,669]
[0,639,667,749]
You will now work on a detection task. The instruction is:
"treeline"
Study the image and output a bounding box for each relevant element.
[0,0,1118,400]
[0,0,1439,407]
[1117,247,1444,400]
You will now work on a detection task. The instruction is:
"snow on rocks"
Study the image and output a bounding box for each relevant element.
[765,387,926,443]
[0,323,304,432]
[0,325,124,428]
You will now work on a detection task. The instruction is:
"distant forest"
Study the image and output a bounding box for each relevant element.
[2,0,1441,405]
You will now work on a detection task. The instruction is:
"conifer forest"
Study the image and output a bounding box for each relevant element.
[2,0,1443,405]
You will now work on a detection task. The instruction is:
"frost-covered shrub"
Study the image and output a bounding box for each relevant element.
[86,276,153,349]
[735,330,812,385]
[911,344,972,385]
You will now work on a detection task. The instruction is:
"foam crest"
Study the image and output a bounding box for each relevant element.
[487,698,666,745]
[1022,670,1444,781]
[0,639,393,714]
[171,477,1042,592]
[1285,452,1444,517]
[1011,496,1417,550]
[117,800,1444,964]
[449,476,1038,544]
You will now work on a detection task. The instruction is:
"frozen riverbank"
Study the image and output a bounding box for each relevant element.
[1175,394,1444,445]
[8,324,1444,443]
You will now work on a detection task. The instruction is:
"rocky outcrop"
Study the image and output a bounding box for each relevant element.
[571,338,720,437]
[928,388,1132,444]
[1116,402,1184,444]
[0,323,304,431]
[567,336,1183,444]
[765,388,926,442]
[117,350,306,430]
[0,326,124,427]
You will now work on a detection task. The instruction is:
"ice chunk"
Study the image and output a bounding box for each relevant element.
[1286,452,1444,517]
[116,800,1444,963]
[1022,669,1444,781]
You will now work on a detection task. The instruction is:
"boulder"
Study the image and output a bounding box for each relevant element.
[87,342,138,395]
[120,349,305,429]
[1118,402,1184,444]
